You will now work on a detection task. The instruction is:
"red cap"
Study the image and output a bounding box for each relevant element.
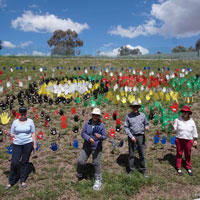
[180,105,192,115]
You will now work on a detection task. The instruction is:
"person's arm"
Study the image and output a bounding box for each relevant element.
[144,115,149,131]
[170,119,178,131]
[5,130,15,138]
[124,115,136,142]
[5,121,15,137]
[30,120,37,151]
[81,122,91,142]
[124,115,133,139]
[192,121,198,146]
[96,124,107,140]
[32,133,36,151]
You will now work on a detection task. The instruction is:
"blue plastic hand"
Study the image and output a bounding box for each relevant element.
[73,139,79,149]
[112,139,116,149]
[161,136,167,144]
[170,136,176,145]
[6,144,13,154]
[119,139,124,147]
[154,135,160,144]
[36,142,40,151]
[50,142,58,151]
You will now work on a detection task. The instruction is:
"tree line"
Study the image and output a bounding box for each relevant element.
[0,30,200,57]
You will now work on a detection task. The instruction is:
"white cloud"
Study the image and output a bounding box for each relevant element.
[151,0,200,38]
[29,4,38,9]
[19,41,32,48]
[11,10,89,34]
[32,51,50,56]
[109,0,200,38]
[0,0,7,8]
[109,19,158,38]
[2,40,33,49]
[125,44,149,55]
[98,44,149,57]
[99,48,119,57]
[103,42,114,47]
[2,41,16,48]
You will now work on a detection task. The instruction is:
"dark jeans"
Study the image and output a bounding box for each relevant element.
[128,135,146,173]
[76,147,102,180]
[9,142,33,185]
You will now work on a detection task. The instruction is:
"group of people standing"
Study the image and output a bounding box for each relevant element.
[5,101,198,191]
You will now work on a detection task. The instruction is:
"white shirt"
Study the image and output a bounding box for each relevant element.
[174,117,198,140]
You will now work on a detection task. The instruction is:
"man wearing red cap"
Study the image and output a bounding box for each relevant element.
[171,105,198,176]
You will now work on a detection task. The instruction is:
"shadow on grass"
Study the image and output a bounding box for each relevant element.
[158,153,177,169]
[3,162,36,184]
[82,163,95,180]
[116,154,141,173]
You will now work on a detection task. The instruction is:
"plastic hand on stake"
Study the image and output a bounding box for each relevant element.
[0,112,10,124]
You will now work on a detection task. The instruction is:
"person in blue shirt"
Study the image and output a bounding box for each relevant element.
[72,108,107,191]
[124,100,149,177]
[5,107,36,190]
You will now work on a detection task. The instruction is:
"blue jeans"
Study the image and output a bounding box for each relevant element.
[9,142,33,185]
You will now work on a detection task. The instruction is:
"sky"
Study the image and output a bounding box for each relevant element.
[0,0,200,56]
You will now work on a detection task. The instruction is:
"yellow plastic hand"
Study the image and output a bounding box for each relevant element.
[0,112,10,125]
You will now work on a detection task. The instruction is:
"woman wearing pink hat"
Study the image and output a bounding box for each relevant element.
[171,105,198,176]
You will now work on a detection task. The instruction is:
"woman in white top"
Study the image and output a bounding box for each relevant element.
[171,105,198,176]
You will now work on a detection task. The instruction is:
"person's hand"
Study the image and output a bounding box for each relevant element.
[95,133,101,139]
[0,112,10,125]
[5,130,15,137]
[193,140,198,147]
[33,143,37,152]
[5,130,10,136]
[145,126,149,131]
[89,138,95,144]
[131,136,136,143]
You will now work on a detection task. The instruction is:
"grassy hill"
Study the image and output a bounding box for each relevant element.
[0,57,200,200]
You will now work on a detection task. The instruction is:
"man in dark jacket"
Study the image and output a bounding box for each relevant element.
[124,100,149,177]
[72,108,107,190]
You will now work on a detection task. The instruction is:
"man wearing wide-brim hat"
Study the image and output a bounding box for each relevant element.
[124,100,149,177]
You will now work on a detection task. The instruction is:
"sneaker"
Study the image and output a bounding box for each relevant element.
[177,169,183,176]
[71,176,83,184]
[128,171,134,177]
[93,179,102,191]
[5,184,12,190]
[142,172,149,178]
[21,182,27,188]
[187,169,193,176]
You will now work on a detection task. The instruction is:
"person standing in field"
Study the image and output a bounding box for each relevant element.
[5,107,36,190]
[170,105,198,176]
[124,100,149,177]
[72,108,107,191]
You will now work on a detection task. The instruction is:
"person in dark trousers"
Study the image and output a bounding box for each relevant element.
[72,108,107,191]
[170,105,198,176]
[124,100,149,177]
[5,107,36,190]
